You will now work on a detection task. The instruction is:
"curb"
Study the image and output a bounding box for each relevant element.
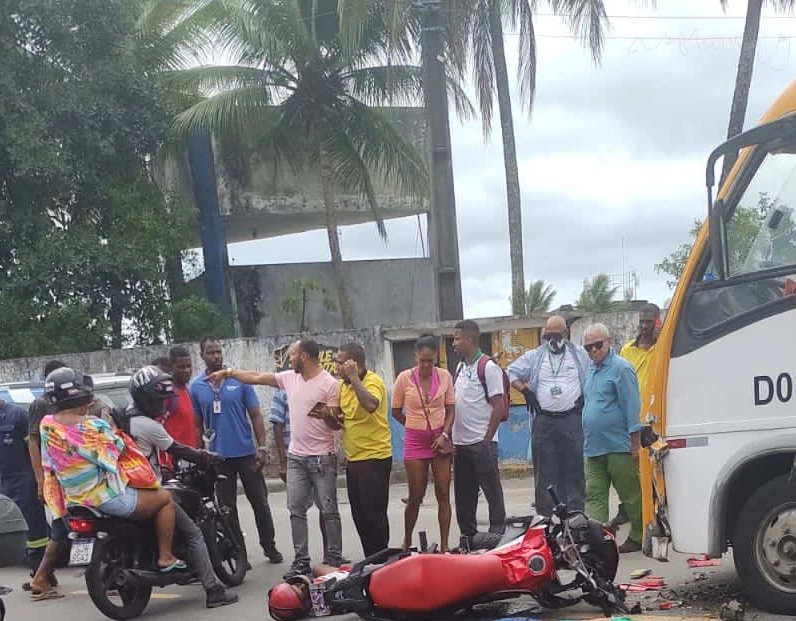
[246,465,532,495]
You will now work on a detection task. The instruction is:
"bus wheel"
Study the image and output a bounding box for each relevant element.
[734,475,796,614]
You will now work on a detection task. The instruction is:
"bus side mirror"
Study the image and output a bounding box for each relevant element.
[709,198,727,280]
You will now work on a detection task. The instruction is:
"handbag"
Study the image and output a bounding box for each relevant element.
[117,430,161,490]
[411,371,452,455]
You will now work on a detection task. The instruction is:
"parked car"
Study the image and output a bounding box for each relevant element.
[0,372,132,410]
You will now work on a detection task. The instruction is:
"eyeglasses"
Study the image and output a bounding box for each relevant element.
[584,341,604,353]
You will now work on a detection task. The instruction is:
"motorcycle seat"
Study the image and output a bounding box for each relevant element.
[368,552,507,612]
[67,505,106,519]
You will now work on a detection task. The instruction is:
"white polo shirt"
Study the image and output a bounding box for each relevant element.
[452,357,504,445]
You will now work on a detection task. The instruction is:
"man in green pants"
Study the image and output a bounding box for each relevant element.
[581,323,643,553]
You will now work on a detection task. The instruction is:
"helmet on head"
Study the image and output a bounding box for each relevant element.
[267,576,311,621]
[129,365,176,417]
[45,368,94,411]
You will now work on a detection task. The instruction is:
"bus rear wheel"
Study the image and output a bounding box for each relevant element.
[734,475,796,614]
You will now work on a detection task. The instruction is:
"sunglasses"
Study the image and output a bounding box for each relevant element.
[543,332,564,341]
[584,341,604,353]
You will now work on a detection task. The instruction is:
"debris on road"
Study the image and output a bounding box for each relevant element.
[630,568,653,580]
[686,554,721,568]
[718,599,744,621]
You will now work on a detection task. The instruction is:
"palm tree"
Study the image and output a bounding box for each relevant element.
[576,273,618,312]
[522,279,556,314]
[460,1,608,316]
[139,0,446,328]
[721,0,795,184]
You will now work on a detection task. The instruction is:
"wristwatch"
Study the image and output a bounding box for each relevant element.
[440,431,450,441]
[224,367,233,378]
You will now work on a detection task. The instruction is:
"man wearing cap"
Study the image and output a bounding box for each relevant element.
[611,303,661,530]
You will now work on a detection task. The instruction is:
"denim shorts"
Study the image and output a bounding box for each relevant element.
[98,487,139,518]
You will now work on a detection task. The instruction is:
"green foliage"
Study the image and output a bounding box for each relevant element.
[576,273,618,313]
[171,296,231,343]
[0,0,193,357]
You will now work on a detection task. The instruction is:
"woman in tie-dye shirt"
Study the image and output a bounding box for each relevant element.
[40,367,184,572]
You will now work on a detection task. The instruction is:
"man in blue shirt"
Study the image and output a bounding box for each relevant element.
[581,323,643,554]
[191,338,283,565]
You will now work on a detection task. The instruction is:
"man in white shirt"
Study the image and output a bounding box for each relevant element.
[507,315,589,516]
[452,320,507,544]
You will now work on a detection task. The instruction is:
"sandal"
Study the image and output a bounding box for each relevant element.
[158,559,187,573]
[31,588,65,601]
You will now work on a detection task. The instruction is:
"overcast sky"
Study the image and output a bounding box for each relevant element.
[223,0,796,319]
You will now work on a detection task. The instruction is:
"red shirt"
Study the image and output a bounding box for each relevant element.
[158,385,199,472]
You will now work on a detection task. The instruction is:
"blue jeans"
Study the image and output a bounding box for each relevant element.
[286,453,341,569]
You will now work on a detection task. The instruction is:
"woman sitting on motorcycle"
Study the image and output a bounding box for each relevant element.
[39,367,185,572]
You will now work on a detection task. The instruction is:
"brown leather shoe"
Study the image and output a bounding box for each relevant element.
[618,539,642,553]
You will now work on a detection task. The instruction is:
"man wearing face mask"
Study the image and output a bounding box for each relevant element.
[507,315,589,516]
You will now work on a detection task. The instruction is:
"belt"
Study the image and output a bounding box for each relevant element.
[539,405,582,417]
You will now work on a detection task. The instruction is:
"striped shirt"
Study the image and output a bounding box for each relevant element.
[268,388,291,444]
[40,415,126,516]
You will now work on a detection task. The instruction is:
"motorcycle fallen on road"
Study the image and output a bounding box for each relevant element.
[66,462,246,620]
[269,486,638,621]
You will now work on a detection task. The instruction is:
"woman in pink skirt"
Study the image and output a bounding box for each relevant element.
[391,335,455,551]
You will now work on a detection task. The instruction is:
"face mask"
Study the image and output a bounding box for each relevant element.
[547,337,565,354]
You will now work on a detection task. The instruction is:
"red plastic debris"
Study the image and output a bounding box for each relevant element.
[687,554,721,568]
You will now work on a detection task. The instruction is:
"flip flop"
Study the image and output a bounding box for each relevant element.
[30,588,65,601]
[158,559,187,573]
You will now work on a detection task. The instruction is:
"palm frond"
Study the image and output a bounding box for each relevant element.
[470,0,495,134]
[170,86,272,142]
[343,64,423,106]
[549,0,609,65]
[158,65,269,97]
[510,0,537,114]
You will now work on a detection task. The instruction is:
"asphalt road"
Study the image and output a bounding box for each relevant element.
[0,477,780,621]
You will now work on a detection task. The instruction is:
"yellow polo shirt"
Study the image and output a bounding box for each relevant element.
[340,371,392,462]
[619,339,657,392]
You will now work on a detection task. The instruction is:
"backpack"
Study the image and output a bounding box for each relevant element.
[455,355,511,422]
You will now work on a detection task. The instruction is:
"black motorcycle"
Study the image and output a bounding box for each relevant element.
[66,464,246,620]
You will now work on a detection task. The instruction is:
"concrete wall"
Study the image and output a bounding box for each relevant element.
[232,258,436,337]
[569,311,641,349]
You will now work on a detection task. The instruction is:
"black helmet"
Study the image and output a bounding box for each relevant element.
[129,365,176,417]
[45,368,94,411]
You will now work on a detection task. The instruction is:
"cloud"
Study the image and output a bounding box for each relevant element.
[228,0,796,318]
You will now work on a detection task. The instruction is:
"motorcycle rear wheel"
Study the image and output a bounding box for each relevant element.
[85,540,152,621]
[208,515,247,587]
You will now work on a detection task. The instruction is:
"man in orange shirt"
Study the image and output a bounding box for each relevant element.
[158,347,200,475]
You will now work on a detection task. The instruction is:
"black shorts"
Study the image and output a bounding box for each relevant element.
[50,518,68,542]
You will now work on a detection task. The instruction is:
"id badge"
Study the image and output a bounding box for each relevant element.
[550,385,562,397]
[213,399,222,414]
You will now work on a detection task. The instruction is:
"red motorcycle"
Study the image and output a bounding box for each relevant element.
[269,487,638,620]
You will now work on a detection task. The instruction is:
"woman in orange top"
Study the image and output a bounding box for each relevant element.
[391,335,455,551]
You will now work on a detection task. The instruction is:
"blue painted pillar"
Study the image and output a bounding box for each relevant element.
[186,132,232,317]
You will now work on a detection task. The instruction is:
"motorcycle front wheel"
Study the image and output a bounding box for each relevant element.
[207,514,247,587]
[85,539,152,620]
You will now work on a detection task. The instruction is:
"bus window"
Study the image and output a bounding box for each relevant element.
[726,150,796,277]
[682,148,796,336]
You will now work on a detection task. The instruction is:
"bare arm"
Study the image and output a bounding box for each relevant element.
[272,422,288,479]
[28,439,44,487]
[209,368,279,387]
[348,375,379,413]
[248,406,267,447]
[391,407,406,426]
[443,403,455,436]
[484,394,506,442]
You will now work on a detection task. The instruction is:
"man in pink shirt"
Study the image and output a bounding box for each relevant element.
[209,339,343,580]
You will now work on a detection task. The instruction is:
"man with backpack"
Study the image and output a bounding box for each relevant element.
[452,320,508,545]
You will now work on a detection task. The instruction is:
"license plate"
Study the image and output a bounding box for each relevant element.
[69,539,95,566]
[308,583,330,616]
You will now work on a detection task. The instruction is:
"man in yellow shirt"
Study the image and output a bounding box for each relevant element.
[336,342,392,557]
[612,303,661,529]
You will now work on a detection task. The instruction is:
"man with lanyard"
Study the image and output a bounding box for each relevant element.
[507,315,589,516]
[611,303,661,530]
[190,338,283,566]
[451,320,507,544]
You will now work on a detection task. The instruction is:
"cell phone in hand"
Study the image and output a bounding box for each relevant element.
[308,401,328,417]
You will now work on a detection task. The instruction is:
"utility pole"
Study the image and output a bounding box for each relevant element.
[417,0,463,321]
